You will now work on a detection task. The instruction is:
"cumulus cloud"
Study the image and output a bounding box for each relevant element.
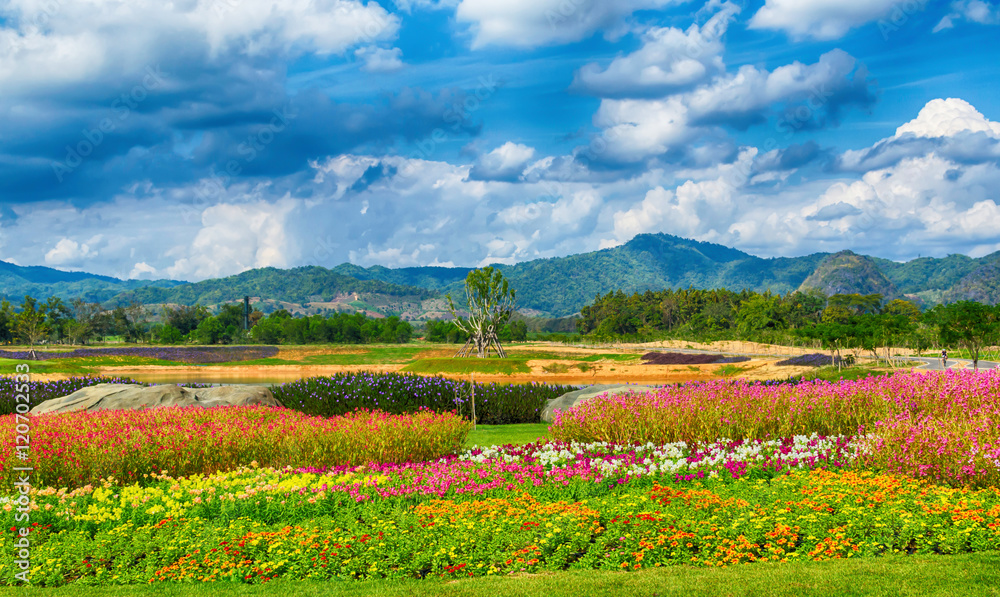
[0,0,399,93]
[894,98,1000,138]
[163,199,298,280]
[355,46,405,72]
[44,238,94,266]
[467,142,536,181]
[592,49,876,163]
[748,0,917,40]
[454,0,682,48]
[839,98,1000,171]
[572,2,740,98]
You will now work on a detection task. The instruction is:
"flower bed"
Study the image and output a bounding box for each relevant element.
[3,467,998,586]
[549,370,1000,487]
[0,376,212,416]
[271,372,577,424]
[0,407,470,488]
[0,346,279,363]
[7,435,862,533]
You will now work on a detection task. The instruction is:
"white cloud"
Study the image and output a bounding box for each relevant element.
[164,199,298,280]
[44,238,94,265]
[468,142,536,181]
[573,2,739,97]
[355,46,405,72]
[935,0,1000,31]
[593,49,873,162]
[0,0,400,92]
[748,0,913,40]
[6,98,1000,283]
[129,261,157,279]
[894,98,1000,138]
[455,0,681,48]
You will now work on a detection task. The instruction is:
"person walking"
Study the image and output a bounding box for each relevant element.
[941,349,948,369]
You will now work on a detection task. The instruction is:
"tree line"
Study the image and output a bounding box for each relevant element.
[578,288,1000,369]
[0,296,414,346]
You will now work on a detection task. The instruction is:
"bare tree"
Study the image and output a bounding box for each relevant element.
[446,267,516,358]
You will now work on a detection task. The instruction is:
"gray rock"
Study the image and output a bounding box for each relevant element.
[541,384,660,423]
[30,383,283,415]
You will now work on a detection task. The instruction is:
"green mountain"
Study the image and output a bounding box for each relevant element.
[798,251,898,298]
[942,253,1000,304]
[0,260,181,304]
[6,233,1000,318]
[114,266,436,307]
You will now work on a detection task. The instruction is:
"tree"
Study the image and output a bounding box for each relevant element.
[446,266,517,358]
[0,300,15,344]
[66,299,102,345]
[735,295,779,338]
[43,297,72,342]
[123,301,149,342]
[162,304,209,336]
[195,316,225,345]
[14,296,49,351]
[930,301,1000,371]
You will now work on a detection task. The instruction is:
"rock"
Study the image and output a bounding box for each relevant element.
[30,383,283,415]
[541,384,660,423]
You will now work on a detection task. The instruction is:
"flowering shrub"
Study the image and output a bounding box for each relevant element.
[0,376,213,416]
[3,468,998,586]
[271,372,577,424]
[550,370,1000,487]
[0,407,470,488]
[775,353,840,367]
[8,435,863,534]
[0,346,279,363]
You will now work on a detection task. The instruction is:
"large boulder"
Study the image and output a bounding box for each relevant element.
[541,384,660,423]
[30,383,283,415]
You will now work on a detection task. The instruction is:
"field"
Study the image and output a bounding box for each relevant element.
[2,344,997,595]
[0,341,851,386]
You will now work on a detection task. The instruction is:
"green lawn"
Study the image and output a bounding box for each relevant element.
[5,552,997,596]
[465,423,550,447]
[403,358,532,375]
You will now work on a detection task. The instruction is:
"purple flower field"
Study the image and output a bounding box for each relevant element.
[0,345,279,363]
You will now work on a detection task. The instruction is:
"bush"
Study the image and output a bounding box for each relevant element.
[0,406,470,488]
[549,370,1000,488]
[270,372,577,425]
[0,376,212,416]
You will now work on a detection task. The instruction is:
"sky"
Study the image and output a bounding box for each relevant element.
[1,0,999,282]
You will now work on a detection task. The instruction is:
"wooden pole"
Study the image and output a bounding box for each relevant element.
[471,372,477,430]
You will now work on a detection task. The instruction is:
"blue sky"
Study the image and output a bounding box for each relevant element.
[1,0,999,281]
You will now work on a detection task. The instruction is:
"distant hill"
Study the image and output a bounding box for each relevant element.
[798,251,898,298]
[115,266,436,307]
[0,260,181,304]
[6,233,1000,318]
[942,253,1000,304]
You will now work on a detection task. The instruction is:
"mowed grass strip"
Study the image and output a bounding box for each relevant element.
[4,552,997,597]
[403,358,532,375]
[465,422,551,447]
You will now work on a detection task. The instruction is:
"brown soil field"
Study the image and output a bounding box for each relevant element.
[69,341,818,385]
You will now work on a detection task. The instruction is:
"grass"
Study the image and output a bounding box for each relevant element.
[713,364,748,377]
[4,552,997,596]
[225,346,435,367]
[465,423,550,447]
[402,358,532,375]
[801,366,892,382]
[576,353,641,362]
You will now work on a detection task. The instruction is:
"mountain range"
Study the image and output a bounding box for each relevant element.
[3,234,999,318]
